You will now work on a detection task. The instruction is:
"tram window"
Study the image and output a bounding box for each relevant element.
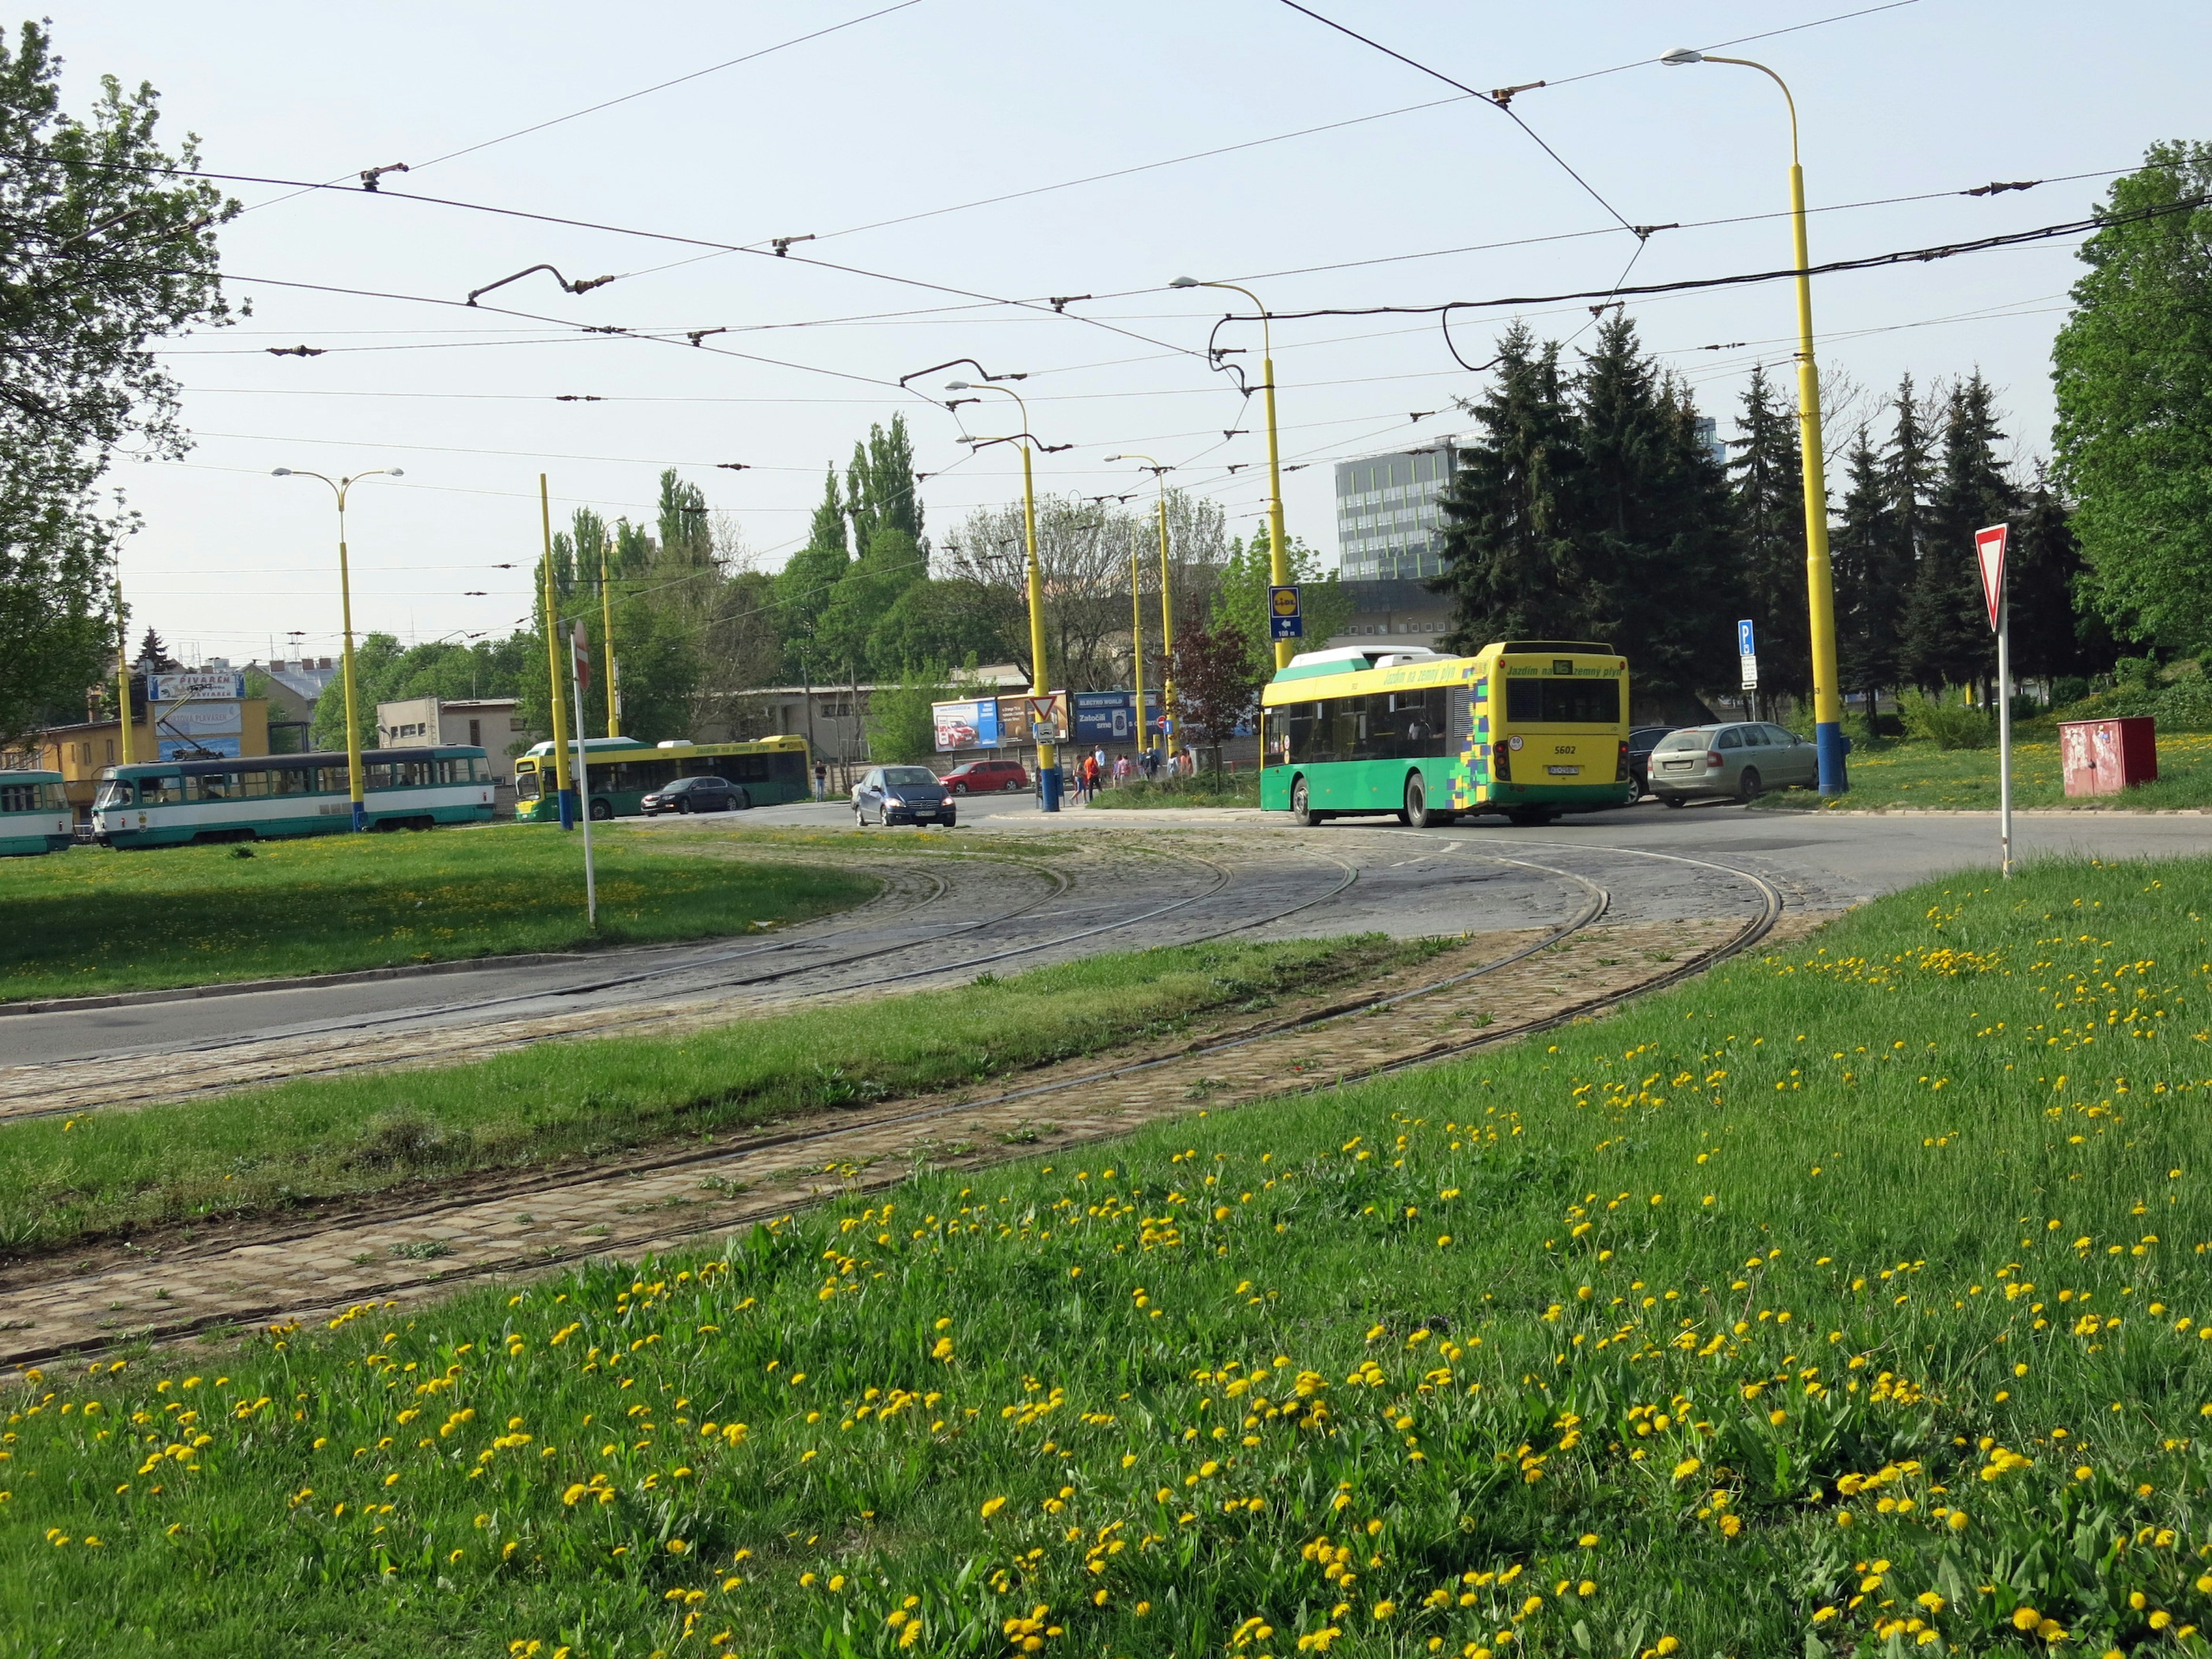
[1503,677,1620,725]
[186,772,236,801]
[364,762,396,791]
[0,782,36,813]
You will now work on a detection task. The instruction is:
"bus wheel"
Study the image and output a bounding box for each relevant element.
[1291,778,1327,827]
[1402,773,1452,830]
[589,798,614,821]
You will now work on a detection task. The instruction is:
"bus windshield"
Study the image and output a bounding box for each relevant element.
[514,766,540,800]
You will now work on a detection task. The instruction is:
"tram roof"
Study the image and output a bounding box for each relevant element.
[100,745,485,778]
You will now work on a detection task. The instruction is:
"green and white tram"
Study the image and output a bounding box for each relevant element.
[1260,641,1633,827]
[93,747,496,849]
[0,770,74,857]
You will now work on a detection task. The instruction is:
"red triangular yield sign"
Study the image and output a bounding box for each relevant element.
[1975,524,2008,632]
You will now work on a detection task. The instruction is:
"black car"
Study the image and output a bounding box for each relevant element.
[1626,726,1678,798]
[640,775,751,815]
[853,765,956,828]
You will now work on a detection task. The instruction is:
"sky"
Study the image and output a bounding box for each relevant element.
[40,0,2210,666]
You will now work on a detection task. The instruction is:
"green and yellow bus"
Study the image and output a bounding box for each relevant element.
[516,734,813,822]
[1260,641,1631,827]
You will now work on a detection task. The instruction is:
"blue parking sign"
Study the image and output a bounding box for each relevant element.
[1737,619,1756,658]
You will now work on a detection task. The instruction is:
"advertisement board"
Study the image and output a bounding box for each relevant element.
[157,736,241,760]
[1071,690,1165,743]
[995,696,1031,745]
[156,700,243,736]
[149,671,246,702]
[931,698,1002,753]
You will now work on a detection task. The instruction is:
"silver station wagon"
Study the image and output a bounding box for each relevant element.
[1647,722,1818,804]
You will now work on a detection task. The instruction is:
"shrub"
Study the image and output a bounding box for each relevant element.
[1897,690,1995,750]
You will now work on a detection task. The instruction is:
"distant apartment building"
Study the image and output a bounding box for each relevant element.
[1334,437,1461,583]
[1693,415,1728,469]
[376,696,527,784]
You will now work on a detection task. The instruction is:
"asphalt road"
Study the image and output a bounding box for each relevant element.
[5,791,2200,1071]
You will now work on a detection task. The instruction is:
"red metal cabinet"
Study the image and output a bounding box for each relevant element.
[2058,716,2158,797]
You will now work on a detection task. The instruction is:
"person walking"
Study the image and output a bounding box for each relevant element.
[813,761,827,801]
[1082,752,1100,801]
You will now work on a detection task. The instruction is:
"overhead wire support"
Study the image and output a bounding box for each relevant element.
[465,263,619,305]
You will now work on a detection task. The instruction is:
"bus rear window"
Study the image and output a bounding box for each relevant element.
[1504,677,1620,725]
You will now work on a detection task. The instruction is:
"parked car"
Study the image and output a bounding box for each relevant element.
[1647,722,1819,804]
[853,765,957,828]
[639,775,751,815]
[940,758,1029,795]
[1626,725,1677,797]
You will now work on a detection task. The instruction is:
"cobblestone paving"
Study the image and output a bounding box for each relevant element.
[0,914,1828,1372]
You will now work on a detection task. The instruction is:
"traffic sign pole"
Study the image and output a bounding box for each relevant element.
[570,622,598,926]
[1977,525,2013,879]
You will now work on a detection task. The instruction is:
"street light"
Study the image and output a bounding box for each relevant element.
[272,465,405,830]
[944,376,1062,812]
[1171,275,1296,671]
[1658,47,1847,794]
[1104,453,1176,763]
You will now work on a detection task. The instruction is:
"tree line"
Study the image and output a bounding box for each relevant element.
[1438,142,2212,722]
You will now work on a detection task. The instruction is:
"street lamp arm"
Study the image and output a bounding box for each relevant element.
[899,356,1027,389]
[1687,54,1800,165]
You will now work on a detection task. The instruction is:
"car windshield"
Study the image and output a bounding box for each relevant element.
[1653,730,1711,753]
[882,767,937,788]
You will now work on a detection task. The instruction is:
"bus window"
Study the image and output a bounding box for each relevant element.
[771,752,805,784]
[1503,677,1620,725]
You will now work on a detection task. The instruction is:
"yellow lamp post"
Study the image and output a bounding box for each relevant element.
[272,465,404,830]
[947,377,1064,812]
[537,474,575,828]
[1660,46,1847,794]
[597,529,620,738]
[1171,276,1297,671]
[112,574,133,765]
[1104,453,1176,760]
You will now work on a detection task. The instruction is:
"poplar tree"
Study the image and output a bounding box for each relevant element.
[846,412,924,555]
[1434,323,1588,648]
[777,470,851,672]
[1729,363,1809,701]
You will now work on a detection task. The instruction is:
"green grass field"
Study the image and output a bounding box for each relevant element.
[1759,730,2212,812]
[11,860,2212,1656]
[0,827,877,1003]
[0,936,1419,1253]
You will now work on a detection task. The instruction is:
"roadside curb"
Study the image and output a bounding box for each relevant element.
[0,949,607,1018]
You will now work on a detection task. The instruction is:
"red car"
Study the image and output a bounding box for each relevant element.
[940,758,1029,795]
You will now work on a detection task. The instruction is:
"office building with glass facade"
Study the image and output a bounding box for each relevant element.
[1334,438,1460,582]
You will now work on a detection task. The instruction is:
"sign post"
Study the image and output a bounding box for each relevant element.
[1976,524,2013,878]
[1736,619,1759,719]
[570,622,599,926]
[1269,585,1303,642]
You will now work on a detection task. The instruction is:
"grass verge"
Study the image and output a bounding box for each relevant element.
[0,935,1425,1253]
[0,825,878,1002]
[1090,772,1261,810]
[12,859,2212,1656]
[1759,729,2212,811]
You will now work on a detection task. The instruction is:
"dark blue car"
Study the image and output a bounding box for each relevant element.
[853,765,956,828]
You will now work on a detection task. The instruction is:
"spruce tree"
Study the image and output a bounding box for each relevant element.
[1905,374,2015,690]
[1434,323,1588,650]
[1729,363,1809,702]
[2008,467,2113,684]
[1572,315,1734,704]
[1830,426,1902,703]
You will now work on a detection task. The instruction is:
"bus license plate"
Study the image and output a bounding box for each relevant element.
[1546,764,1581,776]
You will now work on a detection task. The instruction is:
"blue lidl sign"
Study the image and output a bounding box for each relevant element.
[1270,585,1302,640]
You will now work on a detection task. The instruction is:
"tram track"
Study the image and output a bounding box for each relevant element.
[0,843,1792,1367]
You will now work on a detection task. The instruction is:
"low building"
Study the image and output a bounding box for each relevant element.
[374,696,529,784]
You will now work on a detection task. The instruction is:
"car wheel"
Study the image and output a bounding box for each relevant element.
[952,782,968,796]
[1290,777,1327,827]
[942,809,957,828]
[676,798,692,815]
[1661,794,1686,809]
[1736,766,1763,804]
[855,805,868,827]
[734,789,751,810]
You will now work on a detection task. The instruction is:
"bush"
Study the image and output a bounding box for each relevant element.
[1897,690,1995,750]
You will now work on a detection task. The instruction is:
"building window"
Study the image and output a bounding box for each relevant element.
[105,739,115,764]
[468,719,481,747]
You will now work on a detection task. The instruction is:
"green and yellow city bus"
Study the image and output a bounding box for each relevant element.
[515,734,813,822]
[1259,641,1632,827]
[0,769,74,856]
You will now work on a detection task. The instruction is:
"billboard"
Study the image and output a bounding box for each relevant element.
[157,736,241,760]
[149,671,246,702]
[1071,690,1164,744]
[156,699,243,736]
[931,698,1002,753]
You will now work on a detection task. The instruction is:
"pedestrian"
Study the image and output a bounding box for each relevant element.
[813,761,827,800]
[1082,752,1100,801]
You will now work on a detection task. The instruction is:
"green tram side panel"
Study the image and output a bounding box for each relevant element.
[0,832,72,858]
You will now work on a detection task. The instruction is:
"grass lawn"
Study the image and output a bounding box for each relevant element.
[14,860,2212,1656]
[1761,729,2212,812]
[0,935,1422,1253]
[0,825,878,1003]
[1090,772,1262,810]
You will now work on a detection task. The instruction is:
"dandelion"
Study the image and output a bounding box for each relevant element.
[981,1497,1007,1519]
